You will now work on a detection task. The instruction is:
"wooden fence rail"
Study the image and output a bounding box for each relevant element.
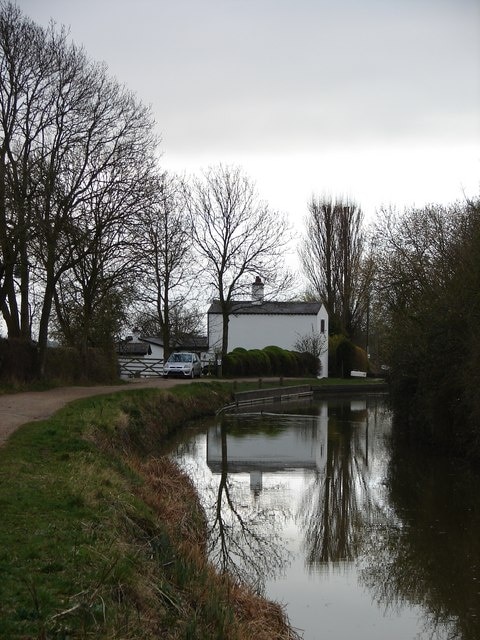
[118,357,164,378]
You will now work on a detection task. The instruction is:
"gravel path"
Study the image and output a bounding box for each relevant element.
[0,377,194,446]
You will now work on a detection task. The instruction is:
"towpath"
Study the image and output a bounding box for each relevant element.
[0,377,193,446]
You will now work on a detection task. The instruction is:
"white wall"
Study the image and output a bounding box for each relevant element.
[228,314,317,351]
[208,305,329,376]
[145,342,164,360]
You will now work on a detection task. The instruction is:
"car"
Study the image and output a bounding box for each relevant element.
[163,352,202,379]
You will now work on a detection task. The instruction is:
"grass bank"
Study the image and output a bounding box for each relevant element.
[0,380,301,639]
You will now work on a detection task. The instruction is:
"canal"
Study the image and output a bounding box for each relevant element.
[167,394,480,639]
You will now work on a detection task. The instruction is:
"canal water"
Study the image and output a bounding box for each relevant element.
[168,394,480,640]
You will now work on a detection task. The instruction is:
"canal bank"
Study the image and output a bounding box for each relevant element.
[171,391,480,640]
[0,381,301,639]
[220,379,388,412]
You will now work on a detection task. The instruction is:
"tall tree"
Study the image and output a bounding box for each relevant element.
[0,2,158,376]
[371,199,480,455]
[299,195,373,338]
[0,2,51,339]
[187,164,291,357]
[133,172,198,358]
[51,167,149,370]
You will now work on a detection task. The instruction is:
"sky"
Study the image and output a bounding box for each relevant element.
[14,0,480,249]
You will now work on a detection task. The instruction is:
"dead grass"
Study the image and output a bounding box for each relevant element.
[130,454,302,640]
[0,384,301,639]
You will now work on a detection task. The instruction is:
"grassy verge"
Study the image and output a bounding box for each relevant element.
[0,381,300,639]
[0,379,61,394]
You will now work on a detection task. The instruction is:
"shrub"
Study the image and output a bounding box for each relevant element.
[263,346,288,375]
[222,353,239,376]
[284,350,299,376]
[45,346,83,382]
[247,349,272,376]
[328,335,368,378]
[85,348,119,383]
[0,338,119,385]
[45,346,118,384]
[293,351,318,376]
[237,351,252,375]
[222,345,320,378]
[0,338,37,383]
[352,345,368,373]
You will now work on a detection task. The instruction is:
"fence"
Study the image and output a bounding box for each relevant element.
[118,357,164,379]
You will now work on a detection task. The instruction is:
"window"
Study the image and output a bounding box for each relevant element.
[320,319,325,333]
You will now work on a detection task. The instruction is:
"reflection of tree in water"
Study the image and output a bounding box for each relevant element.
[205,420,291,593]
[359,440,480,640]
[299,402,373,567]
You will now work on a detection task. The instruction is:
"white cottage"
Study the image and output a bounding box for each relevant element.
[207,278,329,377]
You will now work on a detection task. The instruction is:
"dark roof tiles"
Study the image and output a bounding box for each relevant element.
[207,300,322,315]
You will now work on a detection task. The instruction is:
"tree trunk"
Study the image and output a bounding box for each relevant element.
[221,308,229,358]
[36,278,55,379]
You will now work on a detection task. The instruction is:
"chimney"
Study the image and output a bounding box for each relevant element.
[252,276,264,303]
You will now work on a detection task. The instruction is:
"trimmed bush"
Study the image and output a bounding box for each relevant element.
[263,346,289,375]
[284,350,299,376]
[222,345,318,377]
[230,348,248,374]
[247,349,272,376]
[222,352,240,376]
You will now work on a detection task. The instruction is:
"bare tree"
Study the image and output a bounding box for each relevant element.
[133,172,198,358]
[51,165,150,369]
[300,197,337,320]
[299,195,373,338]
[294,328,327,360]
[187,164,291,357]
[0,2,52,340]
[0,2,158,376]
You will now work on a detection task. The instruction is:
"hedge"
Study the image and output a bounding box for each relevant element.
[222,346,318,377]
[0,338,118,384]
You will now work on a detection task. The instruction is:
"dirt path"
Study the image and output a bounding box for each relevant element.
[0,377,194,446]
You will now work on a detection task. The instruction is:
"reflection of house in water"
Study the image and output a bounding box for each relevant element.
[207,404,328,493]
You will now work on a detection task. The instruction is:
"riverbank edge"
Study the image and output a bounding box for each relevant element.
[230,380,388,408]
[0,381,302,639]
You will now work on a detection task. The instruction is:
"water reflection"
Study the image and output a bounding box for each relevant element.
[298,400,369,569]
[360,442,480,640]
[207,409,327,489]
[205,417,291,590]
[170,395,480,640]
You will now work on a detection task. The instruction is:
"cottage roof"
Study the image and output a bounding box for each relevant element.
[207,300,323,316]
[140,336,163,347]
[140,334,209,350]
[175,334,209,350]
[116,342,151,356]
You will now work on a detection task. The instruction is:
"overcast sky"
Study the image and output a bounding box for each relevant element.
[14,0,480,239]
